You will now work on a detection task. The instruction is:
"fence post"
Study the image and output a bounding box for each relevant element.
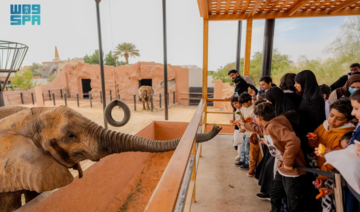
[64,93,67,106]
[117,94,120,100]
[52,93,56,106]
[48,90,51,100]
[133,94,136,111]
[100,91,102,103]
[110,90,112,101]
[159,93,162,108]
[20,92,24,104]
[76,93,79,107]
[334,173,344,212]
[42,93,45,105]
[31,93,34,105]
[60,89,63,99]
[173,91,175,104]
[89,92,92,108]
[150,94,153,112]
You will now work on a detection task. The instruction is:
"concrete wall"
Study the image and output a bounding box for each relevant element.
[181,65,214,88]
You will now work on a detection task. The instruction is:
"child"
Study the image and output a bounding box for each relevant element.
[340,132,352,149]
[254,102,307,212]
[320,84,331,118]
[237,93,255,170]
[308,98,355,212]
[231,95,243,163]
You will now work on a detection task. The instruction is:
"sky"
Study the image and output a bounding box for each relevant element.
[0,0,349,72]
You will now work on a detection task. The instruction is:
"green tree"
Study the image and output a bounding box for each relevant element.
[83,50,100,65]
[28,62,42,76]
[114,42,140,65]
[10,69,39,90]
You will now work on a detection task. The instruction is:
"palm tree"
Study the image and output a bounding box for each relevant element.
[113,42,140,65]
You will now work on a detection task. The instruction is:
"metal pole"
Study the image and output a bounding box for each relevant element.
[173,91,175,104]
[162,0,168,120]
[89,92,92,108]
[60,89,63,99]
[0,85,4,107]
[31,92,34,105]
[48,90,51,100]
[95,0,108,129]
[110,90,112,101]
[64,93,67,106]
[261,19,275,77]
[52,93,55,106]
[76,93,79,107]
[20,92,24,104]
[133,94,136,111]
[159,93,162,108]
[117,93,120,100]
[150,94,153,112]
[236,21,242,73]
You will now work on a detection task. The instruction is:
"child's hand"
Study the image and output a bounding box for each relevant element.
[314,147,331,157]
[283,164,293,171]
[248,88,256,97]
[319,188,333,195]
[259,138,266,144]
[307,133,318,147]
[240,128,246,133]
[313,178,324,188]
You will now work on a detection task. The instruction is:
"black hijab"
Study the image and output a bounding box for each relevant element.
[295,70,325,137]
[234,76,258,95]
[265,87,296,116]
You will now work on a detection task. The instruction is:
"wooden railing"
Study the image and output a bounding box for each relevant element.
[145,100,205,212]
[145,98,232,212]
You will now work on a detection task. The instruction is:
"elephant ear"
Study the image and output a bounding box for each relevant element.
[0,135,74,193]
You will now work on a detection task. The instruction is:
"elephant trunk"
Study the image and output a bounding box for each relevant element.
[91,123,222,157]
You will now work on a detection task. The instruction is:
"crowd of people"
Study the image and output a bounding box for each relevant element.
[227,63,360,212]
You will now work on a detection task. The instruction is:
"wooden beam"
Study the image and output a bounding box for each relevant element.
[202,19,209,124]
[233,0,242,14]
[248,0,263,18]
[208,8,360,20]
[287,0,312,16]
[200,0,209,20]
[244,19,253,76]
[216,0,222,14]
[198,0,203,17]
[225,0,232,14]
[329,0,360,14]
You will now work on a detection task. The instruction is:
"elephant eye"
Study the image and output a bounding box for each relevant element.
[68,133,76,139]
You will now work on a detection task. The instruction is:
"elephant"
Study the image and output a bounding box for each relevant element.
[0,104,222,212]
[138,85,154,110]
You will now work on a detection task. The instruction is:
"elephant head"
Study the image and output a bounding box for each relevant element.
[0,105,221,194]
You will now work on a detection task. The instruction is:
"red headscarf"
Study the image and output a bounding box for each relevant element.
[336,74,360,98]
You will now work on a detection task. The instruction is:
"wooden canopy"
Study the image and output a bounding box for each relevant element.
[198,0,360,20]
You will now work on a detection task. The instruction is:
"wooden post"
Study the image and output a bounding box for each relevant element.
[334,173,344,212]
[173,91,175,104]
[52,93,55,106]
[151,94,154,112]
[31,93,34,105]
[76,93,79,107]
[48,90,51,100]
[202,19,209,124]
[117,93,120,100]
[60,89,63,99]
[244,19,253,76]
[89,92,93,108]
[133,94,136,111]
[20,92,24,104]
[159,93,162,108]
[110,90,112,101]
[64,93,67,106]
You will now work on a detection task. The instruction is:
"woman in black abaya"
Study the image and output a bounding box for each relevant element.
[295,70,325,212]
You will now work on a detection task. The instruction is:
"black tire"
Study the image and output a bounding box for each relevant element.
[104,100,131,127]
